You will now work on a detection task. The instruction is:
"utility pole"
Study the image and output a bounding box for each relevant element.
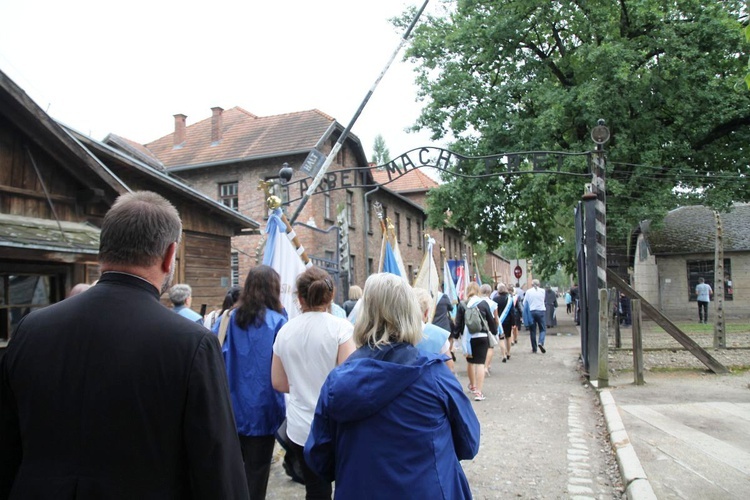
[713,211,726,348]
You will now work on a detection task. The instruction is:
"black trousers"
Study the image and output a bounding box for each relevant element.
[239,434,276,499]
[289,441,332,499]
[698,300,709,322]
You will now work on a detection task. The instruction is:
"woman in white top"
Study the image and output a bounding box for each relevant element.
[272,267,356,499]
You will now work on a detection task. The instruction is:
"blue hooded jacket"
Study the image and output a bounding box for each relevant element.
[305,343,480,499]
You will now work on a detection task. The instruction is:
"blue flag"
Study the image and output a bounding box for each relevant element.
[382,241,401,276]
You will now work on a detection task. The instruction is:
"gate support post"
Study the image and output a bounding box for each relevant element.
[597,288,609,387]
[583,191,599,379]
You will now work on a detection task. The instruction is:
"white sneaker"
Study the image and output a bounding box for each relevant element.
[474,392,486,401]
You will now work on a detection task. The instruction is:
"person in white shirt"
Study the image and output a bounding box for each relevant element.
[272,267,356,499]
[524,279,547,353]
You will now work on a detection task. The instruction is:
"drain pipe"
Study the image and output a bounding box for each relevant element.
[363,185,381,276]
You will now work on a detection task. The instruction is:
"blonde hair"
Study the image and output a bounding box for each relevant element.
[348,285,363,301]
[413,287,432,316]
[353,273,423,347]
[466,282,480,298]
[479,284,492,296]
[497,283,508,294]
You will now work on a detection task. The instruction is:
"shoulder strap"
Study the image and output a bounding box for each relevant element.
[217,310,232,347]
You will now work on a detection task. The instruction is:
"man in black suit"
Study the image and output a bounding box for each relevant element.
[0,191,248,499]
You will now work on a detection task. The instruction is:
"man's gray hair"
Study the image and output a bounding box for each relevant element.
[532,279,540,287]
[168,284,192,306]
[99,191,182,267]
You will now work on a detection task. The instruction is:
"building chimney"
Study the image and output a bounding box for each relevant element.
[211,107,223,145]
[173,114,187,148]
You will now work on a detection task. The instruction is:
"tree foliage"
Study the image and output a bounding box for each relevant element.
[399,0,750,276]
[371,134,391,164]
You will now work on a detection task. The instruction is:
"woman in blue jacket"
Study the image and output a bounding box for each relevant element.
[305,273,480,499]
[213,265,287,499]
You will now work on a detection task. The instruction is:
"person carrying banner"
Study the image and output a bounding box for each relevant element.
[271,267,356,499]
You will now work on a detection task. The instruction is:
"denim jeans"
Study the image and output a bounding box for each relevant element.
[529,310,547,352]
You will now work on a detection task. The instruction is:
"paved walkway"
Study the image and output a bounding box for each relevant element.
[606,368,750,499]
[267,306,622,499]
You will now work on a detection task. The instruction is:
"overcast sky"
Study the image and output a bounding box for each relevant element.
[0,0,447,163]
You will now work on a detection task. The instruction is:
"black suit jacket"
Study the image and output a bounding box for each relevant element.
[0,272,248,499]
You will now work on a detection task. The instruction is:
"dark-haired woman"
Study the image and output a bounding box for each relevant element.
[212,266,286,499]
[272,267,356,499]
[203,285,241,329]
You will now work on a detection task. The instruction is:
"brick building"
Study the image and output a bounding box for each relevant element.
[109,106,503,300]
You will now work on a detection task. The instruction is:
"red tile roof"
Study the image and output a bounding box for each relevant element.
[370,166,439,193]
[144,107,337,168]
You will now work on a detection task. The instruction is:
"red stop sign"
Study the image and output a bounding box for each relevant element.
[513,265,523,279]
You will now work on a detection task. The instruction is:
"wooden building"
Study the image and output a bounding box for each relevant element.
[0,70,259,345]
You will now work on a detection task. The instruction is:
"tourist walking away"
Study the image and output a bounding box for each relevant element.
[569,283,580,325]
[695,277,713,324]
[215,265,287,499]
[524,279,548,353]
[564,290,572,314]
[480,284,499,375]
[204,285,241,329]
[0,191,248,499]
[619,292,632,327]
[169,283,204,324]
[492,283,515,362]
[271,267,356,499]
[432,285,454,332]
[413,288,454,372]
[343,285,362,316]
[511,287,522,344]
[305,273,480,499]
[544,284,558,329]
[455,282,497,401]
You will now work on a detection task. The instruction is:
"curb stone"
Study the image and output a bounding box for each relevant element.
[598,389,657,500]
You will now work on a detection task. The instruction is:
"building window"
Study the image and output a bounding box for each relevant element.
[0,274,58,342]
[687,259,733,301]
[367,203,374,234]
[324,191,332,221]
[417,220,422,250]
[407,217,412,246]
[324,250,335,263]
[230,252,239,286]
[368,257,374,275]
[395,212,401,242]
[219,182,238,210]
[346,190,354,227]
[408,264,413,285]
[350,255,356,283]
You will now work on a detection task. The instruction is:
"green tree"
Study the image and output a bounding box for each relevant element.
[371,134,391,165]
[400,0,750,277]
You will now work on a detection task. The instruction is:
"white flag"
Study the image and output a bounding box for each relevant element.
[263,208,309,319]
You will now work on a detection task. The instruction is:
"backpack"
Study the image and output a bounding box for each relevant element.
[464,302,489,334]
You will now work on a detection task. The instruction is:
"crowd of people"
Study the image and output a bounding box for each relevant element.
[1,189,587,499]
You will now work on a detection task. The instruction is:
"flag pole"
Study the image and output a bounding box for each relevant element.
[289,0,431,224]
